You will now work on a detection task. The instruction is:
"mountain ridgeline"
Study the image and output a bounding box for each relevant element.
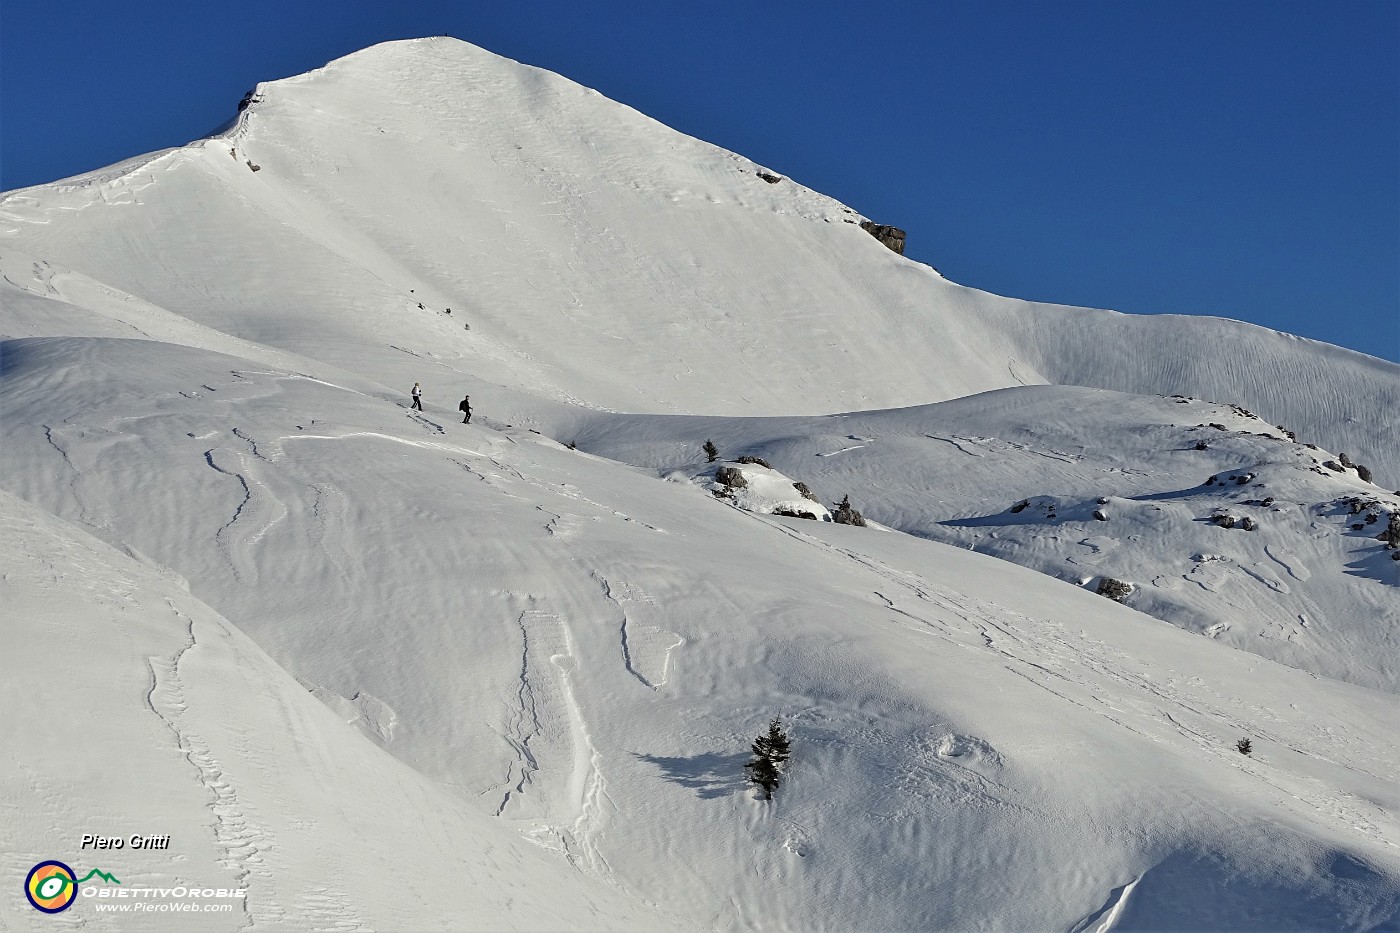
[1,37,1396,484]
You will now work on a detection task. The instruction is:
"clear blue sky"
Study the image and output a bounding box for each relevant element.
[3,1,1396,361]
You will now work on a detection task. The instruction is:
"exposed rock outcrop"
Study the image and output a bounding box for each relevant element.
[1096,578,1133,602]
[859,221,906,255]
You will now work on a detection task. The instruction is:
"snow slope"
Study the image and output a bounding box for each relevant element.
[566,385,1400,694]
[3,335,1400,930]
[1,37,1397,484]
[0,488,682,932]
[4,35,1400,932]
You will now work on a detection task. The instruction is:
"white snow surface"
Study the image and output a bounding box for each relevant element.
[2,36,1400,932]
[568,387,1400,694]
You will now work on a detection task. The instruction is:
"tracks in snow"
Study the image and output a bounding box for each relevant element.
[204,447,287,585]
[594,574,684,689]
[146,601,264,928]
[496,610,617,879]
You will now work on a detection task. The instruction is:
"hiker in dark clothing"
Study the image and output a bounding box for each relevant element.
[459,395,472,424]
[411,382,423,411]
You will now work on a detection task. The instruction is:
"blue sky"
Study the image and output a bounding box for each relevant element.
[3,1,1396,361]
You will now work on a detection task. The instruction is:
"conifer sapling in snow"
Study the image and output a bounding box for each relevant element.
[745,718,791,801]
[703,439,719,463]
[746,753,780,801]
[1236,737,1252,756]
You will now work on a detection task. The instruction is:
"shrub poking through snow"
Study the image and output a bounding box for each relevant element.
[1237,737,1253,756]
[832,495,867,527]
[1096,578,1133,602]
[703,439,719,463]
[745,718,791,801]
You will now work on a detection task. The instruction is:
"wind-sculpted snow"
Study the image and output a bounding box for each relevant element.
[2,336,1399,929]
[0,489,681,931]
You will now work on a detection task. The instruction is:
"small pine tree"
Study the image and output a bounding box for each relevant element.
[1236,737,1252,756]
[745,718,791,800]
[703,439,719,463]
[746,753,780,801]
[753,718,791,770]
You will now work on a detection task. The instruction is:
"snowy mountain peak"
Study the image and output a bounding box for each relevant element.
[3,35,1398,483]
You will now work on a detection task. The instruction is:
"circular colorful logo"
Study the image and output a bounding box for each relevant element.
[25,861,77,913]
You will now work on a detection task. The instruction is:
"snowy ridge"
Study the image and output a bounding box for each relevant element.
[1,38,1395,483]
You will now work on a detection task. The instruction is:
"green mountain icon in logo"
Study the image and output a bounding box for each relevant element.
[76,869,121,885]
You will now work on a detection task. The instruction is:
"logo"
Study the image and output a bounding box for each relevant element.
[24,861,120,914]
[25,861,77,914]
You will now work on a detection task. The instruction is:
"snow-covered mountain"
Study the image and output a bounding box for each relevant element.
[2,37,1396,480]
[3,36,1399,931]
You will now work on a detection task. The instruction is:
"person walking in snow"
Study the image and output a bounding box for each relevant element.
[458,394,472,424]
[411,382,423,411]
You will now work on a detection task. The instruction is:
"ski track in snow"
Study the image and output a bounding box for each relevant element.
[204,447,287,585]
[473,454,667,533]
[497,610,580,821]
[143,605,370,932]
[146,602,266,929]
[497,609,619,886]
